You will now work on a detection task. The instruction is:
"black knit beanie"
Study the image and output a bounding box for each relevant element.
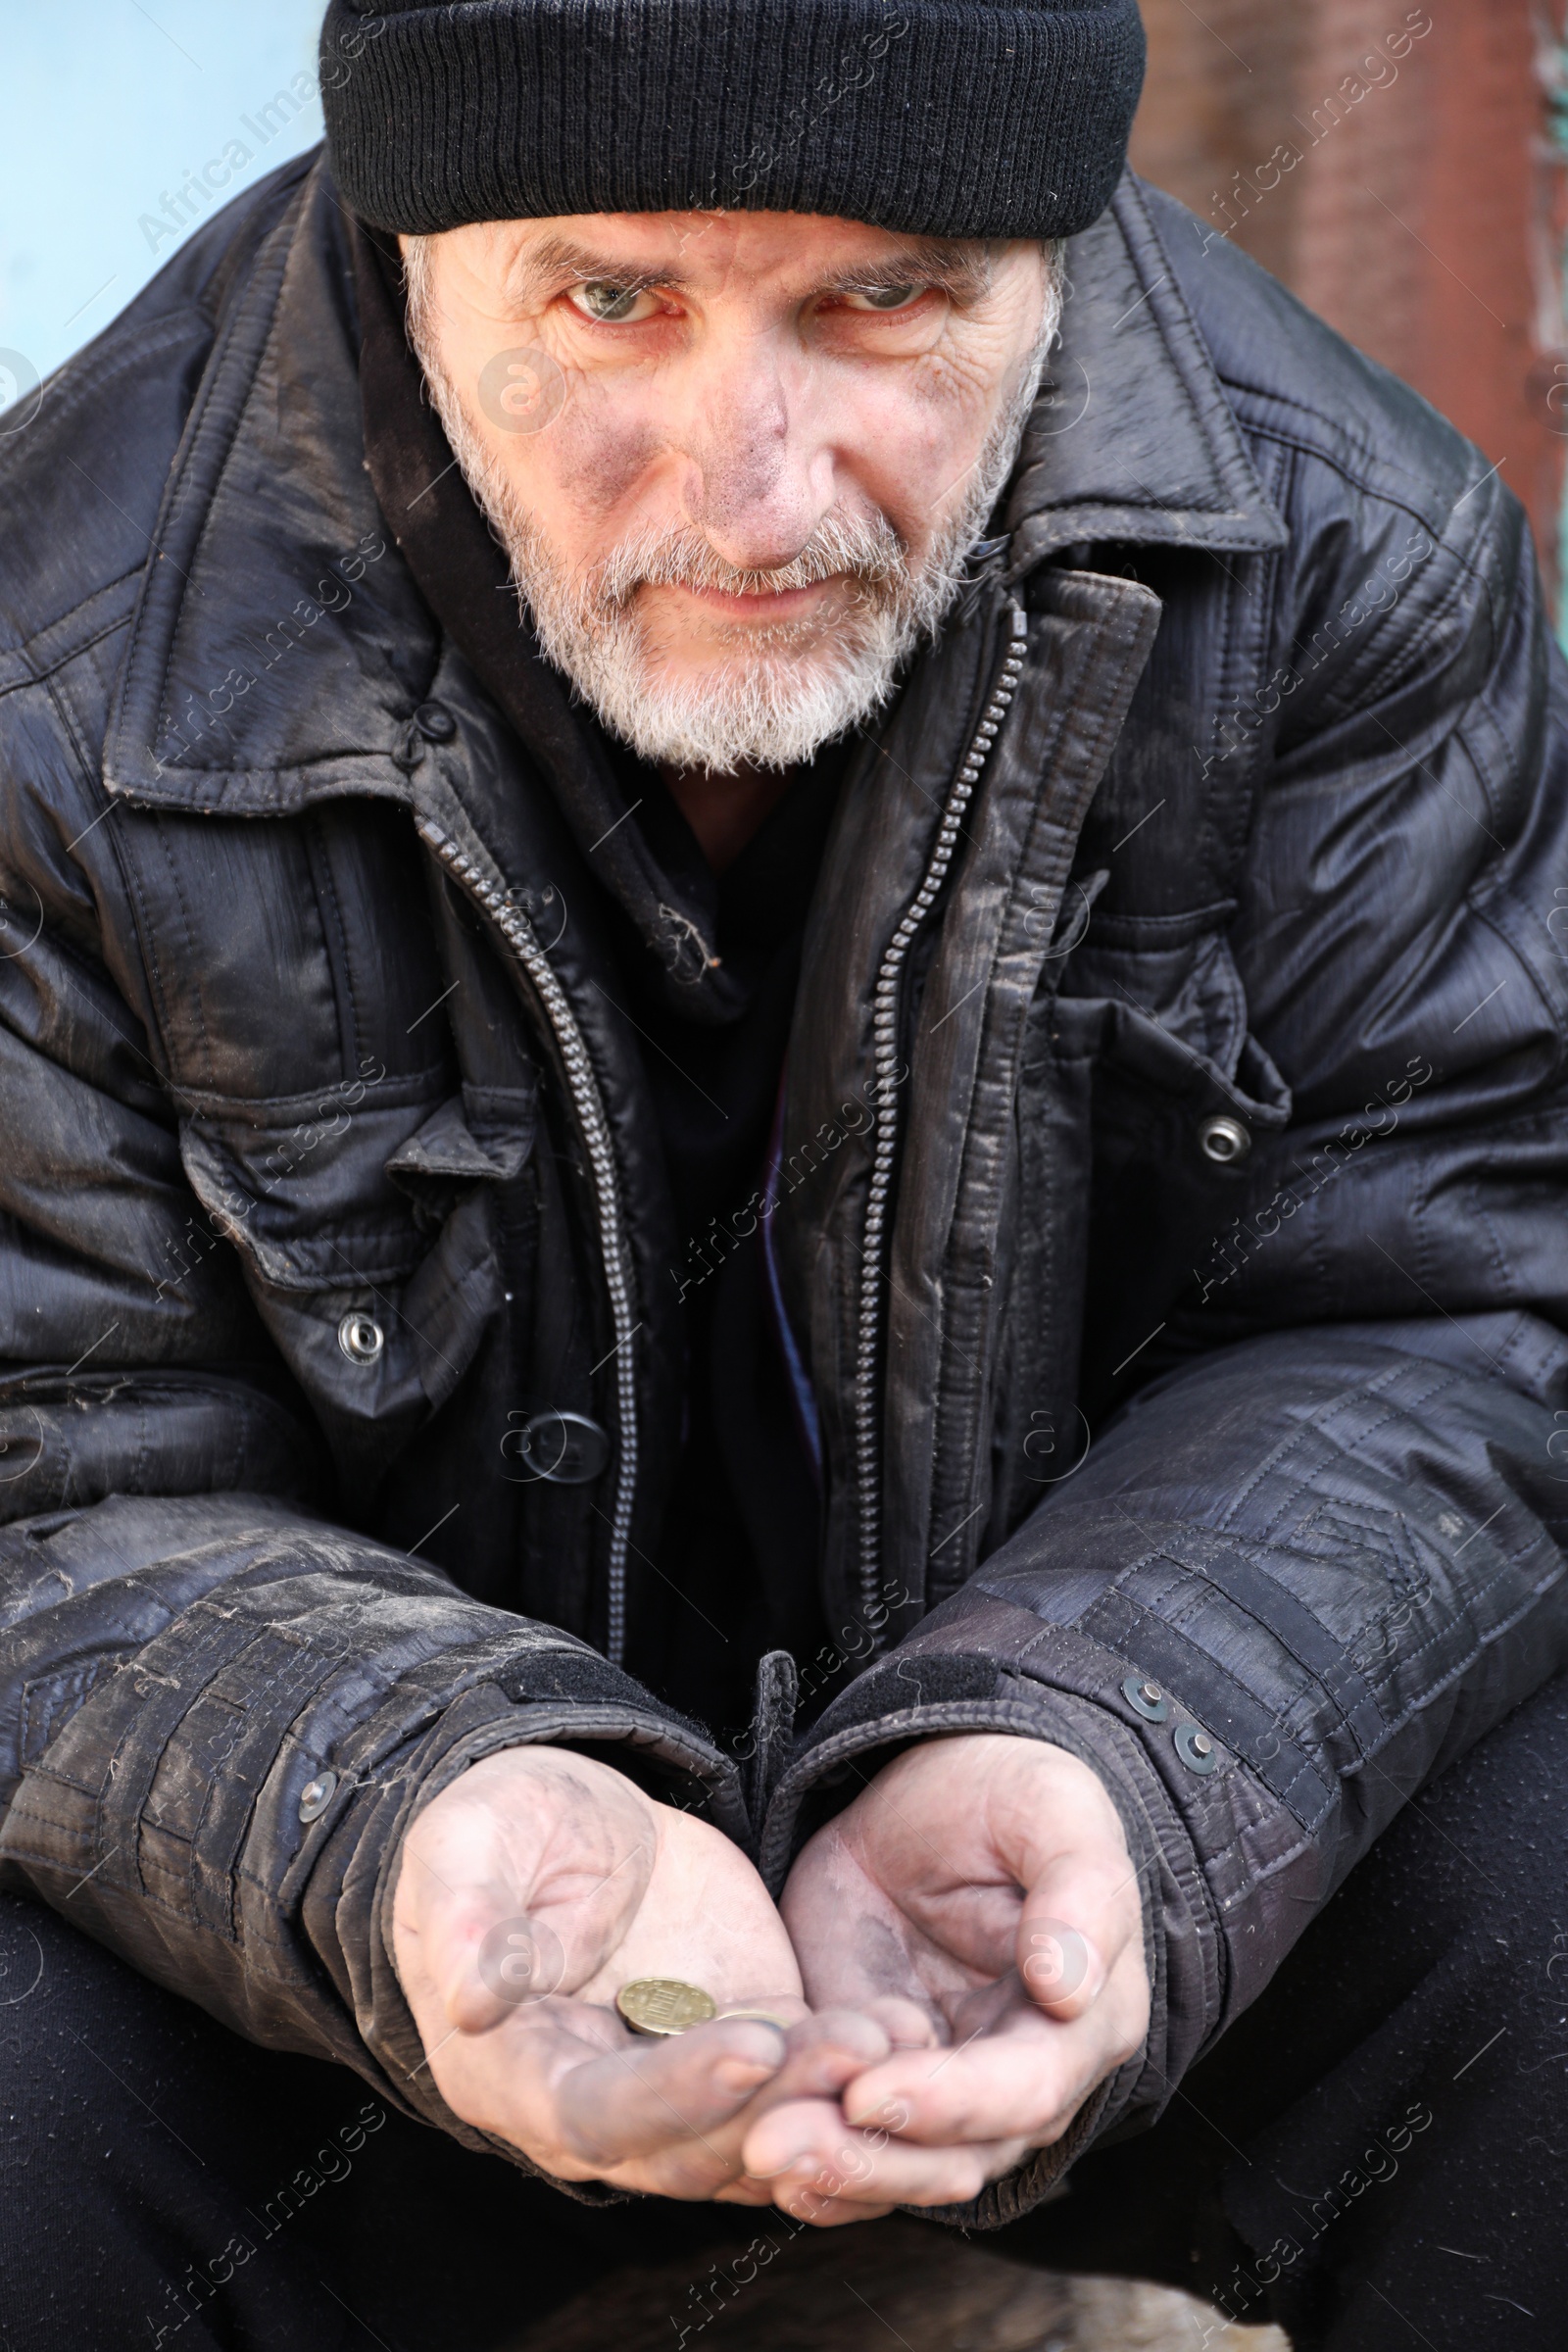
[319,0,1145,242]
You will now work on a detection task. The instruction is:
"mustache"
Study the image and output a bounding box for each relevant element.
[588,510,908,610]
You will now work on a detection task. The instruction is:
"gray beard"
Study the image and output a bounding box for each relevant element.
[406,261,1059,773]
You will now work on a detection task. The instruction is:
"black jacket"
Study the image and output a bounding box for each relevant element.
[1,155,1564,2226]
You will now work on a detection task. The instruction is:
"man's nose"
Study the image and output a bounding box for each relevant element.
[679,355,833,571]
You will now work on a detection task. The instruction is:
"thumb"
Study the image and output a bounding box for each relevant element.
[420,1880,570,2034]
[1016,1850,1139,2023]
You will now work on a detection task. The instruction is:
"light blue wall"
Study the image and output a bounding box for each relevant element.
[0,0,327,409]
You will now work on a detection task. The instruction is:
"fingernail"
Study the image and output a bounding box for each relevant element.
[714,2058,777,2094]
[844,2093,900,2129]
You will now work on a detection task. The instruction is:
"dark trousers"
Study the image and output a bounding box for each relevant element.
[4,1676,1567,2352]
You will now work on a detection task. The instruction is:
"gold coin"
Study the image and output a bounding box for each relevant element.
[615,1977,718,2036]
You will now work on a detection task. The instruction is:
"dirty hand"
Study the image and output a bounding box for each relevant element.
[392,1744,928,2214]
[754,1735,1151,2218]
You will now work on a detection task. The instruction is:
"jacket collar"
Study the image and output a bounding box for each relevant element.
[1006,172,1289,568]
[104,160,439,817]
[106,160,1285,818]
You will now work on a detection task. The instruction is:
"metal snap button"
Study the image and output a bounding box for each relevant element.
[414,700,457,743]
[298,1770,338,1824]
[1199,1113,1251,1165]
[1122,1675,1170,1723]
[1174,1723,1220,1774]
[512,1409,611,1485]
[337,1310,384,1364]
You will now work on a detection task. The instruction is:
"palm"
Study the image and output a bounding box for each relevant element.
[764,1737,1151,2184]
[789,1773,1033,2017]
[393,1746,919,2213]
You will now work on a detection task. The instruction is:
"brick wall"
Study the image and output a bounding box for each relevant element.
[1129,0,1568,604]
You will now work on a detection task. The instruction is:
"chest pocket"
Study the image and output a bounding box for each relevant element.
[1049,901,1294,1412]
[179,1072,538,1496]
[1056,898,1293,1148]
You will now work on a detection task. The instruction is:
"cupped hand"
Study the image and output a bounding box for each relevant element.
[392,1743,922,2213]
[756,1735,1151,2216]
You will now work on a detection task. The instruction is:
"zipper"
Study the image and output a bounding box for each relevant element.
[855,602,1029,1632]
[418,823,638,1667]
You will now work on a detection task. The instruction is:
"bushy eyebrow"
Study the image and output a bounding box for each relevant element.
[504,236,684,307]
[502,232,994,311]
[814,243,995,303]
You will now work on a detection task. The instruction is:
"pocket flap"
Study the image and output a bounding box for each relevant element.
[385,1083,538,1188]
[1058,910,1293,1133]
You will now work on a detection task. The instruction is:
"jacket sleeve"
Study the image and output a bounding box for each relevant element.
[0,780,742,2163]
[763,366,1568,2221]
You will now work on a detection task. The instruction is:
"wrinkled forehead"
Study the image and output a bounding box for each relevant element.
[408,211,1007,307]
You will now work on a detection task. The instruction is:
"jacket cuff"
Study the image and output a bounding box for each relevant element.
[1,1520,747,2179]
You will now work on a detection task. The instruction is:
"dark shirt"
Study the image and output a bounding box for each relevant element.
[353,221,832,1733]
[596,747,842,1728]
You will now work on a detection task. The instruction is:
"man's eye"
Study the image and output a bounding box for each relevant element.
[568,281,659,323]
[840,284,928,314]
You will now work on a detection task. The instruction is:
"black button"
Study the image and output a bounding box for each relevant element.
[414,701,457,743]
[1199,1113,1251,1165]
[337,1310,384,1364]
[298,1770,338,1824]
[511,1409,611,1486]
[1122,1675,1170,1723]
[1174,1722,1220,1775]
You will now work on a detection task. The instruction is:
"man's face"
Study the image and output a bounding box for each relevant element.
[403,211,1056,771]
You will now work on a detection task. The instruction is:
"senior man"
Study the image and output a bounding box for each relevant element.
[1,1,1566,2346]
